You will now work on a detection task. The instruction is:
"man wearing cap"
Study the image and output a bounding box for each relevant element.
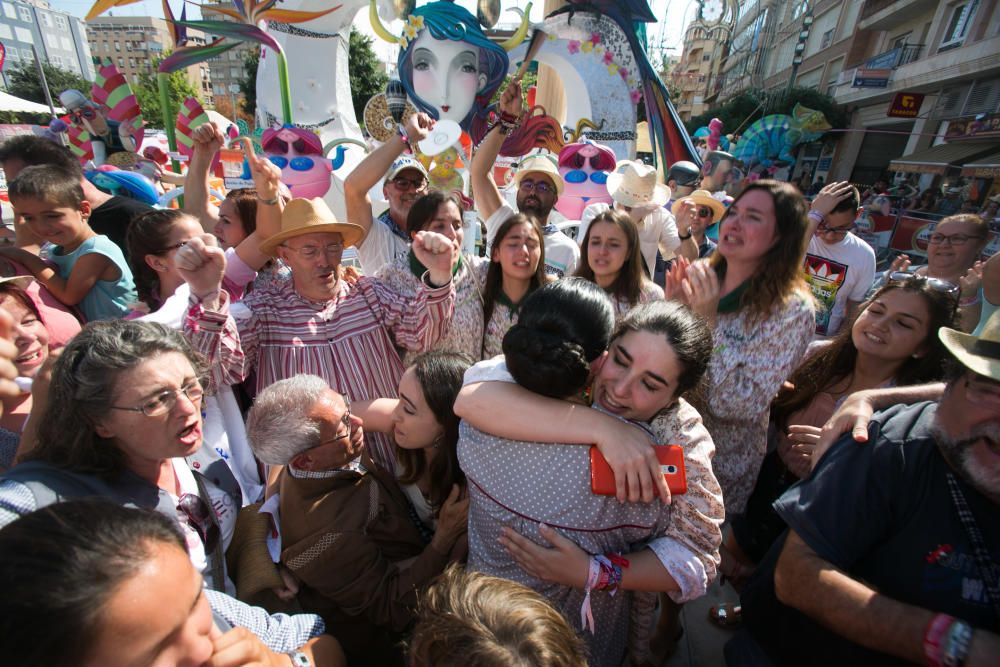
[181,197,456,469]
[740,311,1000,667]
[471,80,580,277]
[344,113,434,274]
[803,181,876,337]
[579,160,698,278]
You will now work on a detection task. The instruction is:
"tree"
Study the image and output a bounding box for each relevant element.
[7,61,90,107]
[238,47,260,119]
[349,29,388,124]
[133,54,202,129]
[686,87,847,136]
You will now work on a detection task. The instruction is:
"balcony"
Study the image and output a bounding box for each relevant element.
[859,0,938,32]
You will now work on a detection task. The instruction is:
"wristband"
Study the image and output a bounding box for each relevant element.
[678,229,693,240]
[959,293,981,307]
[398,124,410,147]
[942,620,972,667]
[807,209,825,225]
[286,650,312,667]
[924,613,955,667]
[257,194,279,206]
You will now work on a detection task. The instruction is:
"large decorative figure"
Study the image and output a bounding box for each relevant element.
[261,126,334,198]
[731,104,833,170]
[554,139,616,221]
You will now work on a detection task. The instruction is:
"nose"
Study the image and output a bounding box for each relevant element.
[12,322,33,347]
[174,389,200,416]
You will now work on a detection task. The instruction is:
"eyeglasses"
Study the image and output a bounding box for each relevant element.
[816,220,855,237]
[518,179,554,194]
[965,375,1000,409]
[281,242,345,259]
[389,176,427,191]
[110,380,204,417]
[322,396,353,445]
[177,493,221,553]
[268,156,320,171]
[927,232,985,246]
[887,272,960,299]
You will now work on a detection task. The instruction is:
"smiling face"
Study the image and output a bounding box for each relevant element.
[592,330,682,422]
[93,352,204,473]
[82,541,214,667]
[586,220,629,287]
[13,196,91,249]
[391,367,444,450]
[410,31,487,124]
[0,293,49,379]
[384,168,429,224]
[717,189,778,268]
[926,217,987,277]
[851,288,932,363]
[296,389,365,471]
[492,221,542,282]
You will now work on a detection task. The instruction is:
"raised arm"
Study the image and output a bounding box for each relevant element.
[343,113,432,241]
[352,398,398,435]
[0,246,113,307]
[183,123,224,232]
[228,138,286,272]
[470,80,523,226]
[660,202,698,262]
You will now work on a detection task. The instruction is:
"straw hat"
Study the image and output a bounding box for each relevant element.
[939,311,1000,382]
[606,160,670,207]
[0,276,35,289]
[671,189,727,223]
[259,198,365,256]
[513,155,565,196]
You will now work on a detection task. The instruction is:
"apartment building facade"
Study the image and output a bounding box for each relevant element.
[0,0,95,83]
[673,21,729,121]
[85,16,213,104]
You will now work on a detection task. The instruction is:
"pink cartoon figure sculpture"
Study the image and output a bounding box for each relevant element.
[260,125,333,198]
[554,139,617,221]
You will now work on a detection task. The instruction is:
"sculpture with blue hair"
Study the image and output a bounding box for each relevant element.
[395,1,509,142]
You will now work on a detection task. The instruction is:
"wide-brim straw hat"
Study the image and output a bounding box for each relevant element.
[259,198,365,256]
[513,155,565,196]
[938,311,1000,382]
[671,189,727,223]
[0,275,35,289]
[606,160,670,207]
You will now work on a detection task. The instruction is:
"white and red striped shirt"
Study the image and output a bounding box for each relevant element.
[185,276,455,468]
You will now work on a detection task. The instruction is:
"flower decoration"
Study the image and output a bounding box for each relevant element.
[562,27,642,108]
[607,62,619,76]
[630,89,642,104]
[568,40,581,54]
[589,32,601,45]
[581,40,594,53]
[398,14,425,50]
[619,67,629,81]
[602,50,614,65]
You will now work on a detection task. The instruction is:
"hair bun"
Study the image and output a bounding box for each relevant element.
[503,325,591,398]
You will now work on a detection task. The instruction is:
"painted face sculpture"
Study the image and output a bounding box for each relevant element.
[555,140,617,221]
[396,1,509,136]
[261,126,332,199]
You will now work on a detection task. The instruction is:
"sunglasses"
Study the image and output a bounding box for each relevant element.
[268,156,320,172]
[887,272,960,299]
[697,207,714,218]
[389,176,427,191]
[267,137,310,154]
[564,170,609,185]
[567,154,613,171]
[177,493,220,553]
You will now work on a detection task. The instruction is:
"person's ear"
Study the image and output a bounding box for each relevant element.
[144,252,169,274]
[78,199,92,219]
[588,350,608,382]
[478,73,488,93]
[93,417,116,439]
[291,451,312,471]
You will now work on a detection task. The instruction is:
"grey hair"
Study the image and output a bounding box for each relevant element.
[27,320,204,479]
[246,374,329,465]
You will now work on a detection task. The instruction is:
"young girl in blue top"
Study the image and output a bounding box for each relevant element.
[1,165,136,321]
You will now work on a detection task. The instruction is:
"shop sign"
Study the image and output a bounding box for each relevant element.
[945,113,1000,140]
[888,92,924,118]
[853,69,891,88]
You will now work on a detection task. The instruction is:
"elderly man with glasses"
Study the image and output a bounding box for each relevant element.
[803,181,877,337]
[470,80,580,277]
[344,113,436,274]
[246,376,467,667]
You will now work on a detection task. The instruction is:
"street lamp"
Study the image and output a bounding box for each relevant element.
[787,12,814,93]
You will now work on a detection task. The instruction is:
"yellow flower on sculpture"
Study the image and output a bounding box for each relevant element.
[607,62,619,75]
[409,15,425,30]
[581,41,594,53]
[595,45,604,55]
[402,21,419,41]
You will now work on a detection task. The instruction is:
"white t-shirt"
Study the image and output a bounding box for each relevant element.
[579,202,681,275]
[485,203,579,277]
[356,213,409,275]
[804,232,877,337]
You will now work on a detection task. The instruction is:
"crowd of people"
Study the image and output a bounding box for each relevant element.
[0,77,996,667]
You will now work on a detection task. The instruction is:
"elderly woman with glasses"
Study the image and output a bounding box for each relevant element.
[0,319,242,595]
[877,214,990,332]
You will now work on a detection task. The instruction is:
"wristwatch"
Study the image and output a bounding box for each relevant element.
[286,650,312,667]
[678,229,693,240]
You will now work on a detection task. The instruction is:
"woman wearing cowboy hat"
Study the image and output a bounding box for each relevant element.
[580,161,699,280]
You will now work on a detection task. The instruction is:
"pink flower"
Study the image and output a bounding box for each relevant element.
[568,40,581,54]
[602,50,614,65]
[630,89,642,104]
[590,32,601,45]
[619,67,630,81]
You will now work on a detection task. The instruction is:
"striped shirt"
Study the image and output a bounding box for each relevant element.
[185,276,454,468]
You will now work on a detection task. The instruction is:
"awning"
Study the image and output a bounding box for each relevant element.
[962,150,1000,177]
[888,141,1000,175]
[0,91,61,115]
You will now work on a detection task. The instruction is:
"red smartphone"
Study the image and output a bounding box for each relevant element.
[590,445,688,496]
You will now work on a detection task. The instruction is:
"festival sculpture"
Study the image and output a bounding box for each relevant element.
[731,104,833,170]
[554,139,616,220]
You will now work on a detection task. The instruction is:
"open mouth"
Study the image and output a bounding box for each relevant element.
[178,421,201,447]
[863,332,885,344]
[15,350,42,364]
[441,105,451,112]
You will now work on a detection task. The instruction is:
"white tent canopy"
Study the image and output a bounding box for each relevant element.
[0,90,62,114]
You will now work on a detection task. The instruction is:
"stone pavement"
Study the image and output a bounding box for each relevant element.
[661,580,741,667]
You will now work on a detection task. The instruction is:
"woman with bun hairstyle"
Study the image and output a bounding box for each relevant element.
[457,280,723,667]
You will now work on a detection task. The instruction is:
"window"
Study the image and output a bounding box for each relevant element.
[821,29,834,49]
[17,5,31,22]
[7,48,18,61]
[114,41,120,52]
[702,54,711,61]
[52,54,62,66]
[15,26,32,43]
[0,23,10,39]
[128,57,135,68]
[117,57,124,67]
[3,3,16,20]
[940,1,979,50]
[55,15,66,30]
[39,11,52,27]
